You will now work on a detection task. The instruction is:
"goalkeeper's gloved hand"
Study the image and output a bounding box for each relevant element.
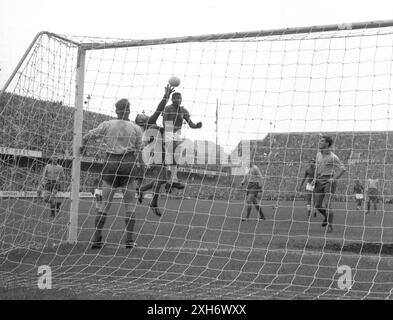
[196,122,202,129]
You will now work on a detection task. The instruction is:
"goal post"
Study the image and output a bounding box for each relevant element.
[2,19,393,299]
[68,47,86,243]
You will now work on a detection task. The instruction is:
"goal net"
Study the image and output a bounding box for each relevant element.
[1,22,393,299]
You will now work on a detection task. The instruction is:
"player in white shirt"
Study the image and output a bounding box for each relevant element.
[240,162,266,221]
[81,98,143,249]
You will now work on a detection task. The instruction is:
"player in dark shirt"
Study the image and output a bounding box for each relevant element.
[135,85,183,216]
[353,179,364,211]
[298,159,316,217]
[161,92,202,189]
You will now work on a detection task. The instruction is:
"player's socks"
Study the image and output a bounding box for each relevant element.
[150,203,162,217]
[136,188,143,204]
[91,235,103,249]
[125,240,137,249]
[258,208,265,220]
[125,214,136,247]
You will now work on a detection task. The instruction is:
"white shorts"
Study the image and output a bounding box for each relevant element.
[306,183,314,192]
[355,194,364,200]
[94,189,103,197]
[164,131,183,143]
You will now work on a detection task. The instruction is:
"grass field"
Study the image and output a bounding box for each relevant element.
[1,196,393,299]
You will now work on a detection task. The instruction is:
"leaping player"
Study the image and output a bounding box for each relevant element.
[162,91,202,192]
[136,84,202,216]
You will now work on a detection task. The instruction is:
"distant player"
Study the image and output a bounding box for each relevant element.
[314,135,346,232]
[240,162,266,221]
[162,91,202,191]
[353,179,364,211]
[92,177,103,211]
[298,159,316,217]
[365,175,379,215]
[80,98,143,249]
[40,156,64,218]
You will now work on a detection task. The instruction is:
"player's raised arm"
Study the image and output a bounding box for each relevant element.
[148,85,174,125]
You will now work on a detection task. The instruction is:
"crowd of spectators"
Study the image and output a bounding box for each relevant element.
[2,93,393,202]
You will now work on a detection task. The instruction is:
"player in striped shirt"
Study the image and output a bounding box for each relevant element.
[40,156,64,218]
[135,85,176,216]
[240,162,266,221]
[314,135,346,232]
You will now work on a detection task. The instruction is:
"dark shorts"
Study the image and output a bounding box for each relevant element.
[367,188,378,202]
[247,182,262,197]
[314,176,336,207]
[147,164,169,182]
[102,152,140,188]
[314,177,337,195]
[45,180,59,192]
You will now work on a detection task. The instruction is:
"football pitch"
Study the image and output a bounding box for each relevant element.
[0,197,392,299]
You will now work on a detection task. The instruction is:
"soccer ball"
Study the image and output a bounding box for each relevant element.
[168,76,181,87]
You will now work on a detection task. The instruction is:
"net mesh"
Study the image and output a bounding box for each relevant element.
[1,25,393,299]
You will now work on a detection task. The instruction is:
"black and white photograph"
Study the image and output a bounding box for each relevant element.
[0,0,393,306]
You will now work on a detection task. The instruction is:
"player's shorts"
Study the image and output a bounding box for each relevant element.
[93,189,103,201]
[306,182,315,192]
[355,193,364,200]
[102,152,140,188]
[45,180,59,193]
[247,182,262,197]
[314,176,337,195]
[146,164,169,182]
[367,188,378,202]
[164,131,183,165]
